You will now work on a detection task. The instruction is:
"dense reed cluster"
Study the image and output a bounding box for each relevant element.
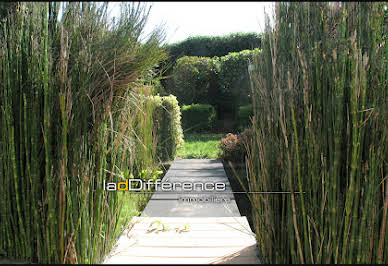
[0,2,166,263]
[247,2,387,264]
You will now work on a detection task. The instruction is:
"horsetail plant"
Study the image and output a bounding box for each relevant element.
[247,2,387,264]
[0,2,167,264]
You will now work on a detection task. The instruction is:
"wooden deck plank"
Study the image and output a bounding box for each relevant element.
[104,256,259,264]
[104,217,261,264]
[131,216,251,225]
[129,238,257,247]
[127,230,255,239]
[132,222,251,232]
[110,246,258,258]
[103,159,263,264]
[131,224,252,232]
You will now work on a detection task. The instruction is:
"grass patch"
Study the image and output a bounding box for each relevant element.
[176,133,223,159]
[114,193,152,236]
[114,164,170,238]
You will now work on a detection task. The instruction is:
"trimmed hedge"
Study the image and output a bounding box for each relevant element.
[218,48,261,115]
[168,49,261,118]
[237,104,253,130]
[172,56,218,105]
[160,32,261,97]
[147,95,184,162]
[167,32,261,59]
[181,104,216,132]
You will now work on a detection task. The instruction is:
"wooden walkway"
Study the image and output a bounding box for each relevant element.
[103,159,263,264]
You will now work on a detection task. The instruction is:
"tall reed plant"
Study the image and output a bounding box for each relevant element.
[247,2,387,264]
[0,2,166,263]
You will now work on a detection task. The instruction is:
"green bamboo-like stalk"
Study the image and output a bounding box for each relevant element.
[41,2,57,262]
[6,10,28,259]
[378,174,388,264]
[1,2,168,264]
[247,2,387,264]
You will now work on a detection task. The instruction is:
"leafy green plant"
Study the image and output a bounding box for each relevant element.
[219,133,244,162]
[138,169,163,182]
[237,104,253,131]
[218,129,253,162]
[218,49,261,116]
[169,49,261,118]
[160,32,261,96]
[147,220,171,233]
[147,95,184,162]
[181,104,217,132]
[146,220,191,234]
[174,224,191,233]
[172,56,217,105]
[218,129,253,163]
[167,32,261,59]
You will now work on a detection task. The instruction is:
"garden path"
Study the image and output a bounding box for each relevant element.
[103,159,263,264]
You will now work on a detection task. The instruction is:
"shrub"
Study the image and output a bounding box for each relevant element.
[181,104,216,132]
[218,133,244,162]
[172,56,218,105]
[169,49,261,119]
[218,48,261,116]
[218,128,253,162]
[238,127,254,147]
[161,32,261,97]
[237,104,253,130]
[147,95,184,162]
[167,32,261,59]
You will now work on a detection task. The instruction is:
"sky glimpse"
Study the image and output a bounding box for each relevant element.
[109,2,274,44]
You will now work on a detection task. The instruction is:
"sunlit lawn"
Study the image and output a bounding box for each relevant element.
[177,133,224,159]
[114,193,151,236]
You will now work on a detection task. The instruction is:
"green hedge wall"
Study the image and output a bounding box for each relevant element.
[169,49,261,118]
[236,104,253,131]
[160,32,261,96]
[167,32,261,59]
[147,95,184,162]
[181,104,216,132]
[218,48,261,115]
[172,56,218,105]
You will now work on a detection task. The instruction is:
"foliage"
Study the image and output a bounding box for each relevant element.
[169,49,261,118]
[218,133,244,162]
[247,2,387,264]
[147,95,184,162]
[218,128,253,162]
[171,56,217,105]
[176,133,223,159]
[181,104,216,132]
[0,2,166,264]
[218,48,261,115]
[161,32,261,98]
[167,32,262,59]
[237,104,254,130]
[169,48,261,119]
